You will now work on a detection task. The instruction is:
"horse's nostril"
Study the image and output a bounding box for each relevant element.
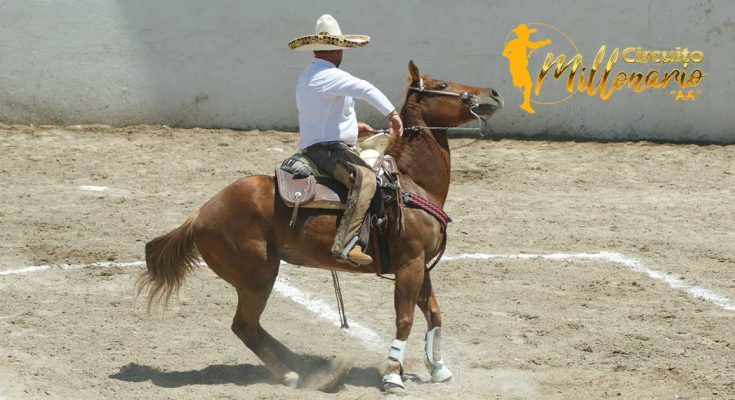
[491,89,500,98]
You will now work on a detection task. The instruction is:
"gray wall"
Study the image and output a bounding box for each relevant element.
[0,1,733,142]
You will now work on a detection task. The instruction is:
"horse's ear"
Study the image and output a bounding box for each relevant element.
[408,60,420,83]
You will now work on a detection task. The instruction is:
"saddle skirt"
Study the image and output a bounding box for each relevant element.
[276,133,397,210]
[276,156,399,210]
[276,168,347,209]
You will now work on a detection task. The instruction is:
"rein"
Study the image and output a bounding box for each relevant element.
[372,119,486,137]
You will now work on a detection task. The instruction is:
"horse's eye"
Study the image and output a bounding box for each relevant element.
[437,82,448,90]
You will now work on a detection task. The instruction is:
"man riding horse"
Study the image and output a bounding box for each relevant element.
[140,12,503,392]
[288,14,403,265]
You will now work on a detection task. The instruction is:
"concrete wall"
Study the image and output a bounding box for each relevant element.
[0,0,733,142]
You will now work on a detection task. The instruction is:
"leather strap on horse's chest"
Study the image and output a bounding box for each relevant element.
[401,191,452,271]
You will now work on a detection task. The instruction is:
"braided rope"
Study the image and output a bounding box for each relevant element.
[403,192,451,226]
[401,191,451,271]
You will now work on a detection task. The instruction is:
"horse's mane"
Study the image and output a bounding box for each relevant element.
[387,82,452,206]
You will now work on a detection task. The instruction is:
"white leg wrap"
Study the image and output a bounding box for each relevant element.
[383,339,407,390]
[425,327,453,382]
[387,339,407,366]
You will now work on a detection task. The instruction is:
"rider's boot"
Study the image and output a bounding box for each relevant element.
[347,245,372,265]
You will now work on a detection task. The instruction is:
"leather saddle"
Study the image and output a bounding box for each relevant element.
[276,133,397,211]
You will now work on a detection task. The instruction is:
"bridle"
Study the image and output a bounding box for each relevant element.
[409,78,481,108]
[405,78,489,136]
[372,78,496,138]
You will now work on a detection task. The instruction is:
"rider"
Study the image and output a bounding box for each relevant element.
[288,14,403,265]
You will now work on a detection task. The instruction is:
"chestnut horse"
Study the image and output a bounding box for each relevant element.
[139,60,503,392]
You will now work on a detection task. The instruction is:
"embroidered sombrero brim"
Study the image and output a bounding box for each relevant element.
[288,34,370,51]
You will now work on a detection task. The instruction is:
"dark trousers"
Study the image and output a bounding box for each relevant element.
[303,142,377,257]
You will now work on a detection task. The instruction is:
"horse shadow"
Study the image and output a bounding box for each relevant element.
[109,355,383,392]
[109,362,277,388]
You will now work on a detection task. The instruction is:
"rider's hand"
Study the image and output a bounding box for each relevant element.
[388,110,403,137]
[357,122,374,137]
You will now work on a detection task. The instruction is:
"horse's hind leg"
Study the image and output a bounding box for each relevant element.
[197,229,302,386]
[230,263,303,388]
[417,272,453,382]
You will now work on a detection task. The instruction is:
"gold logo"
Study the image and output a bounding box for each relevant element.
[502,23,706,114]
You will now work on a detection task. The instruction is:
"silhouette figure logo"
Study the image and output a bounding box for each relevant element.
[502,23,551,114]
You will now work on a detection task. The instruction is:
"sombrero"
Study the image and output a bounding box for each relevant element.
[512,23,537,36]
[288,14,370,51]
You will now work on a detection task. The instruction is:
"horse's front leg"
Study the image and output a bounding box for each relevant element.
[417,272,453,382]
[383,257,425,393]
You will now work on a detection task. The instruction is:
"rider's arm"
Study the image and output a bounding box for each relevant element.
[322,70,402,136]
[321,70,395,116]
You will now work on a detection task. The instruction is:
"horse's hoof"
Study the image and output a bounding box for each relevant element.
[431,365,453,383]
[284,371,300,388]
[383,383,406,395]
[382,373,405,394]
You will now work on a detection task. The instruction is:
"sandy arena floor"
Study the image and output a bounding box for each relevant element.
[0,124,733,399]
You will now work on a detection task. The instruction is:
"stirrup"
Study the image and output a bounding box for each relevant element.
[338,236,359,259]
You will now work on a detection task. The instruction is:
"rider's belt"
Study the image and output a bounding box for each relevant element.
[303,141,351,151]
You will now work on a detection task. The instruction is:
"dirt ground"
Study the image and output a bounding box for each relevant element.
[0,124,733,399]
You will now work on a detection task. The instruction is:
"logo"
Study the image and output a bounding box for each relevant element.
[502,23,707,114]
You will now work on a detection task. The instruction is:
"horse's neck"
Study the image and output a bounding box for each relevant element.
[388,101,451,206]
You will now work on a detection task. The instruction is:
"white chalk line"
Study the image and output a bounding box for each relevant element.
[2,252,734,313]
[1,251,732,356]
[0,265,50,275]
[78,185,109,192]
[444,251,735,312]
[273,272,386,352]
[1,252,731,399]
[0,261,144,276]
[0,259,386,352]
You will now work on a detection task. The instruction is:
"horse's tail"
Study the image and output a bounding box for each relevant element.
[138,211,200,309]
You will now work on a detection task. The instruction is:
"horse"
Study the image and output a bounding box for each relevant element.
[139,60,503,393]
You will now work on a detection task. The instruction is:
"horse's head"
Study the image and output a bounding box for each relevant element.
[404,60,503,129]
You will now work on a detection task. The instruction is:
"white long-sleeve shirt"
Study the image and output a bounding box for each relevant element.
[295,58,395,150]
